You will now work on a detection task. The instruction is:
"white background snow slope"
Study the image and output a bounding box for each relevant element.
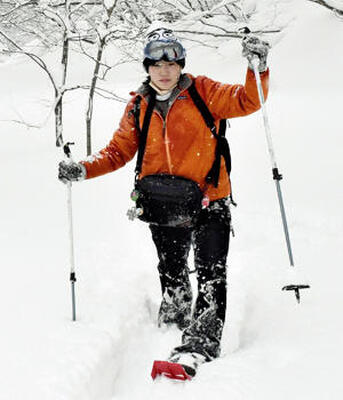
[1,2,343,399]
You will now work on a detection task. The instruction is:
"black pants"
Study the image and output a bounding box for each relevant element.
[149,198,231,361]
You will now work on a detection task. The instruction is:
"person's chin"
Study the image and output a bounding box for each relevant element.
[159,81,172,89]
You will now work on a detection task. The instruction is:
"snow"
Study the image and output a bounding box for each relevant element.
[1,2,343,399]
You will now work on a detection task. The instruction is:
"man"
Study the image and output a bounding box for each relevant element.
[59,27,269,378]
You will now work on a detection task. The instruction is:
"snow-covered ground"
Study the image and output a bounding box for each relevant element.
[1,2,343,399]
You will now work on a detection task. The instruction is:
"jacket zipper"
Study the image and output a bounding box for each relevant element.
[152,105,174,175]
[161,90,189,174]
[162,118,173,174]
[141,87,189,175]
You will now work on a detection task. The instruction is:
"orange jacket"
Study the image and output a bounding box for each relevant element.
[82,69,269,201]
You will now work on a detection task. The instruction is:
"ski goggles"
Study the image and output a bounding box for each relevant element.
[143,40,186,62]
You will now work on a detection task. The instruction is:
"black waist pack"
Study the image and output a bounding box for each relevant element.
[134,174,203,226]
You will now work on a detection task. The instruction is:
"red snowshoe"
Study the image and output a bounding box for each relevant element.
[151,360,196,381]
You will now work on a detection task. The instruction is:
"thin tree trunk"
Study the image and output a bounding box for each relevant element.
[85,1,117,155]
[55,31,70,147]
[86,40,104,155]
[55,92,63,147]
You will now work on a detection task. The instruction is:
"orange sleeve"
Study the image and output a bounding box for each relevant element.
[195,68,269,120]
[81,99,139,179]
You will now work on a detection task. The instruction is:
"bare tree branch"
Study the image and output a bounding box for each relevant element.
[175,28,281,39]
[64,84,127,102]
[0,31,58,92]
[0,0,38,18]
[161,0,186,16]
[52,1,102,7]
[0,118,42,129]
[224,5,238,21]
[307,0,343,15]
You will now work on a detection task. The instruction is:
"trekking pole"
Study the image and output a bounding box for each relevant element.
[250,57,310,303]
[63,142,77,321]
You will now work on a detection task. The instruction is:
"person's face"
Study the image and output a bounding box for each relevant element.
[149,61,182,91]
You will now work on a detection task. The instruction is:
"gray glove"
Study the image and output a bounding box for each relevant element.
[58,160,86,183]
[242,35,270,72]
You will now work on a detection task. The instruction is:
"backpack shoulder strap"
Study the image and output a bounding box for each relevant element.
[188,82,218,137]
[130,92,157,178]
[188,81,232,188]
[132,95,142,134]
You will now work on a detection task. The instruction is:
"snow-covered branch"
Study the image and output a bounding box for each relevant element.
[0,30,58,91]
[0,0,38,18]
[307,0,343,16]
[175,28,280,39]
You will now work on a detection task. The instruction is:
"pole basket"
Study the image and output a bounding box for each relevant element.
[282,284,310,303]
